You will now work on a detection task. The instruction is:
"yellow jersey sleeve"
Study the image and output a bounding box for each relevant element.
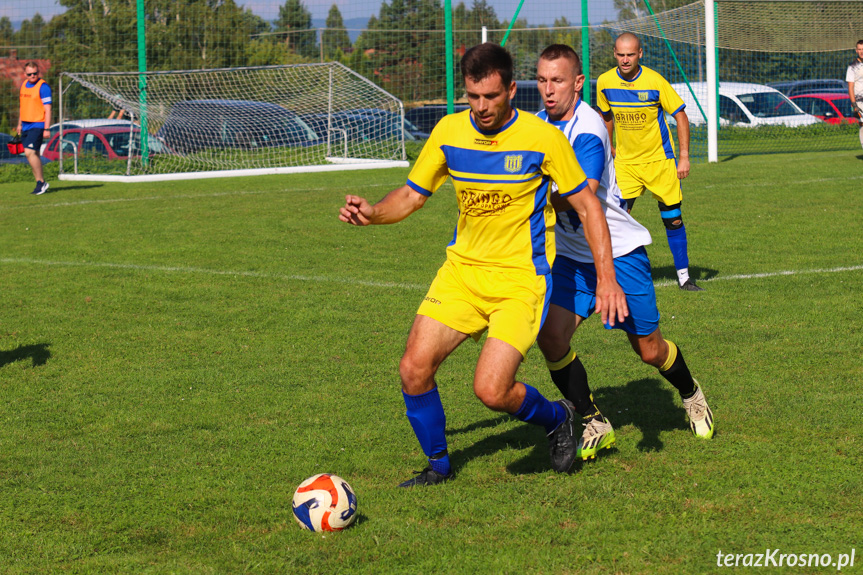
[406,125,451,196]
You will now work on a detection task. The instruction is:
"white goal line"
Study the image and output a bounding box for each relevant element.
[58,160,409,183]
[2,258,861,292]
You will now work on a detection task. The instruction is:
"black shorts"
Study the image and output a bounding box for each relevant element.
[21,127,44,152]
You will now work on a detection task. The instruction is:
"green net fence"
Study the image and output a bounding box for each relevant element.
[2,0,861,166]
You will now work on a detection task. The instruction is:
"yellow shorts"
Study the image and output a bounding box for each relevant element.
[615,158,682,205]
[417,260,550,357]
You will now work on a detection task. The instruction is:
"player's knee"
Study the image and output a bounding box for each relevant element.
[536,327,566,358]
[662,217,683,230]
[637,346,665,367]
[659,202,683,230]
[398,354,434,394]
[473,380,509,411]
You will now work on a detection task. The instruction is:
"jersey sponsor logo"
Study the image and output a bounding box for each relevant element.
[614,110,649,129]
[503,154,523,173]
[460,187,514,217]
[423,296,443,305]
[473,138,498,146]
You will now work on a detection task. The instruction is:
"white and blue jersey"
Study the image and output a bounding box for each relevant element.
[539,100,659,334]
[537,100,652,263]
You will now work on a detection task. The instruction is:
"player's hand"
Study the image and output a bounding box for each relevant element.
[677,157,690,180]
[339,194,375,226]
[594,279,628,328]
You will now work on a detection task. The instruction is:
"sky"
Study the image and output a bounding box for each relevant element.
[2,0,620,28]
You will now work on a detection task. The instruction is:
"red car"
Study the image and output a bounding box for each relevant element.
[790,93,859,125]
[42,126,172,161]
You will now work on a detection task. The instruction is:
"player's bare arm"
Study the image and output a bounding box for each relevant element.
[563,189,629,327]
[43,104,52,130]
[339,184,428,226]
[850,82,862,120]
[549,178,599,212]
[601,111,616,157]
[673,109,690,179]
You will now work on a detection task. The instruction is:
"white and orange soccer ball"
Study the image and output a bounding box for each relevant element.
[292,473,358,532]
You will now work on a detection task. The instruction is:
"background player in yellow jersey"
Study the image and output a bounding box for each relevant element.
[597,32,703,291]
[339,43,628,486]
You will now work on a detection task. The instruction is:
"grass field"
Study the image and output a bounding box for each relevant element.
[1,149,862,574]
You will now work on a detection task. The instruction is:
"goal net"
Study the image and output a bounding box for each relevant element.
[600,0,863,157]
[58,63,410,182]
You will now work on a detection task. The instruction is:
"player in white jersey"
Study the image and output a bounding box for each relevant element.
[846,39,863,149]
[533,44,714,458]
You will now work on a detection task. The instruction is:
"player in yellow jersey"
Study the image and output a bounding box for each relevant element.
[339,43,628,486]
[597,33,703,291]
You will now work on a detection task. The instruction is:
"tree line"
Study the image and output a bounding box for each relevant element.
[2,0,808,134]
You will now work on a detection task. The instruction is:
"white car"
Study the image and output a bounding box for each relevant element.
[670,82,822,127]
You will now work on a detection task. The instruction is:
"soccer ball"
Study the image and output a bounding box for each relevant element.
[292,473,358,532]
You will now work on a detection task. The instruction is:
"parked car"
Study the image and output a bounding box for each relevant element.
[767,79,847,97]
[1,132,52,165]
[42,119,135,154]
[300,112,418,142]
[405,105,470,134]
[514,79,599,113]
[339,108,429,138]
[157,99,319,154]
[670,82,821,127]
[42,126,173,162]
[513,80,545,113]
[790,93,860,125]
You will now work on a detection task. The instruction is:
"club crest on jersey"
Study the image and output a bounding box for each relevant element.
[503,154,523,173]
[638,91,649,101]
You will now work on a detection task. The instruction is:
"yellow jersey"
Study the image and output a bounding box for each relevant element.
[596,65,685,164]
[407,109,588,275]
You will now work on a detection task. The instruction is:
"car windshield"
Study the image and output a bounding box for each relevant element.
[107,132,169,156]
[833,98,856,117]
[279,116,318,143]
[737,92,803,118]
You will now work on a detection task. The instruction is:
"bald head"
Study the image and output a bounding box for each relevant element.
[614,32,641,52]
[613,33,643,79]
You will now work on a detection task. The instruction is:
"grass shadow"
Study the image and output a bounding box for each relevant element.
[592,377,688,453]
[46,184,105,192]
[651,264,719,284]
[446,415,549,476]
[0,343,51,368]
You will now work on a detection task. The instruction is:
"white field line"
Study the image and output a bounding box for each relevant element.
[2,257,861,291]
[0,258,428,292]
[652,265,863,287]
[0,183,399,212]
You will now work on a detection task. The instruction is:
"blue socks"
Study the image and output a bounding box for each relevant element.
[512,383,565,434]
[403,387,450,475]
[404,384,566,474]
[665,224,690,272]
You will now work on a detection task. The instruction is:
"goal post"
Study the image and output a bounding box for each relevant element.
[57,62,410,182]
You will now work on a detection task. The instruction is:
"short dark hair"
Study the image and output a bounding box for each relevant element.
[857,39,863,46]
[460,43,513,87]
[539,44,583,75]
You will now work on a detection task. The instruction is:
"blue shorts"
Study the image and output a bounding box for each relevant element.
[21,128,44,152]
[550,246,660,335]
